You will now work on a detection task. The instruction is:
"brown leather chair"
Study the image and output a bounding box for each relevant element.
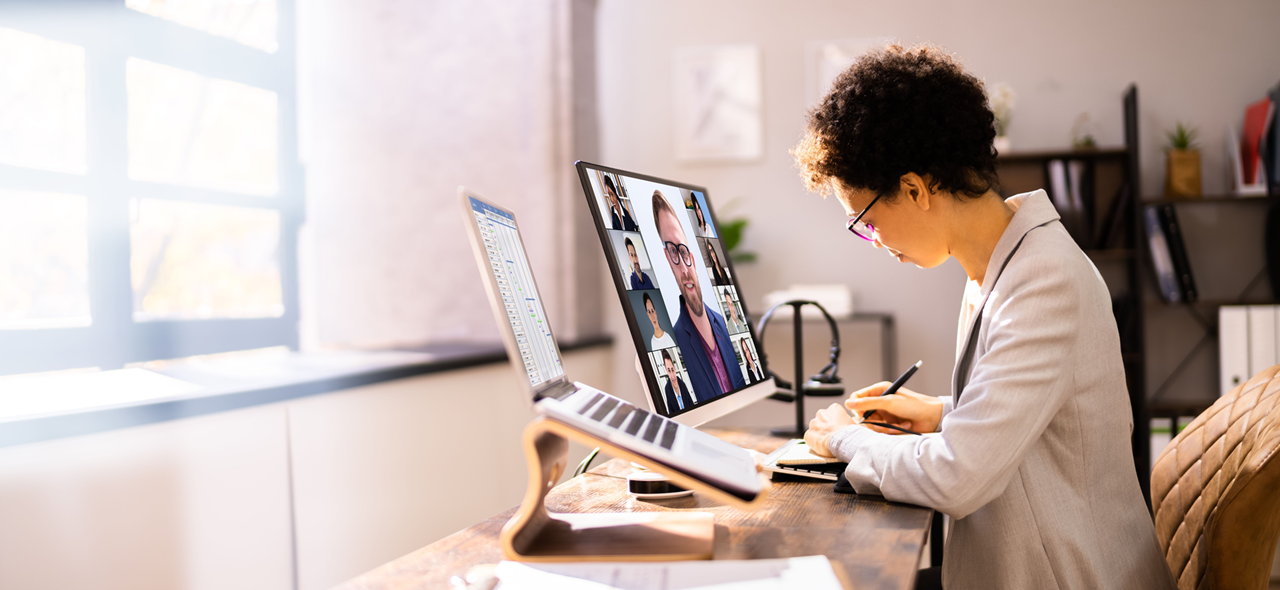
[1151,365,1280,590]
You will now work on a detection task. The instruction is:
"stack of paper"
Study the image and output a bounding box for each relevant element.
[492,555,844,590]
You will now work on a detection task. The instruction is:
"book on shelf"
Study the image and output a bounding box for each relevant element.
[1156,204,1197,302]
[1267,84,1280,194]
[1219,306,1249,395]
[1227,123,1268,196]
[1095,182,1132,250]
[1067,159,1094,241]
[1242,97,1273,185]
[1143,205,1181,303]
[1046,158,1091,244]
[1248,306,1277,382]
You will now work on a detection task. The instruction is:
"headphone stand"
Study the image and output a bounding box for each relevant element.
[762,300,842,438]
[769,301,810,438]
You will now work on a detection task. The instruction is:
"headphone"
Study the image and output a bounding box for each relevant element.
[754,299,842,393]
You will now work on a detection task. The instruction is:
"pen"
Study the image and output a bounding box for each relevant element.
[862,360,922,420]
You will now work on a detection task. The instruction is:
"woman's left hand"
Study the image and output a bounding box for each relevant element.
[804,403,856,457]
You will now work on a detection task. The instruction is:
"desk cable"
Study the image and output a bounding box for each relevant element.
[574,447,602,477]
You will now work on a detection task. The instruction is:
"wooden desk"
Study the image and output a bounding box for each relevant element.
[335,429,933,590]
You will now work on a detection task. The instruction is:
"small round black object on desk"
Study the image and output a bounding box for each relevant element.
[626,471,693,499]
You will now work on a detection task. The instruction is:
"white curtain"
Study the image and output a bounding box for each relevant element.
[298,0,601,348]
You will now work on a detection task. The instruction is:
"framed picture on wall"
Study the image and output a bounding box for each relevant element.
[672,44,762,162]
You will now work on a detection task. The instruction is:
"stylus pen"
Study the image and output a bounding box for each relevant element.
[862,360,922,420]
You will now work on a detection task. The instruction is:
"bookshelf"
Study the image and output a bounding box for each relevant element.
[997,86,1280,505]
[994,85,1151,499]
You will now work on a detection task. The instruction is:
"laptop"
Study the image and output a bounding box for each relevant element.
[461,186,770,507]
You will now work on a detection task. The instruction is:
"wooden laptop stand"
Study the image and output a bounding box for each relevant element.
[500,417,771,562]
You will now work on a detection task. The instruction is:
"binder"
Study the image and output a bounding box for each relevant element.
[1219,306,1249,395]
[1247,306,1277,379]
[1067,159,1094,243]
[1157,204,1197,302]
[1143,206,1181,303]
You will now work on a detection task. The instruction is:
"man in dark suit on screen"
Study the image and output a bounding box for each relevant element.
[625,237,655,290]
[661,349,692,412]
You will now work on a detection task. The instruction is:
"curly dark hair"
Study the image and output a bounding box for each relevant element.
[792,43,998,201]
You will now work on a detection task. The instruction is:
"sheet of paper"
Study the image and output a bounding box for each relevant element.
[492,555,843,590]
[776,441,843,465]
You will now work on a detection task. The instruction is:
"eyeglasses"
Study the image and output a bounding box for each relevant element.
[845,192,884,241]
[663,241,694,267]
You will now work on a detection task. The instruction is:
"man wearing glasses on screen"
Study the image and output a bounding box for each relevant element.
[652,190,746,401]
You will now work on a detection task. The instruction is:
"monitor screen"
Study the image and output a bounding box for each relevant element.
[576,163,770,420]
[468,196,564,389]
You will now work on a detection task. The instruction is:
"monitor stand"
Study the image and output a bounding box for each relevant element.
[501,418,716,561]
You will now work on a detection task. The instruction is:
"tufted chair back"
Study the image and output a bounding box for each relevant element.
[1151,365,1280,590]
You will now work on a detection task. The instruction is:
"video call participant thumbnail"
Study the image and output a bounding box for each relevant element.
[703,240,729,285]
[642,291,675,349]
[625,237,655,290]
[692,194,714,238]
[653,190,746,400]
[603,175,637,232]
[721,288,747,334]
[740,338,764,385]
[661,348,692,412]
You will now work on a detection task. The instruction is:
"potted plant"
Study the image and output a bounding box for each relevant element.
[989,83,1015,154]
[717,198,756,263]
[1165,122,1202,198]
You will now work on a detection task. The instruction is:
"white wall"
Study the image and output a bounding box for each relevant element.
[0,345,611,590]
[595,0,1280,404]
[0,405,295,590]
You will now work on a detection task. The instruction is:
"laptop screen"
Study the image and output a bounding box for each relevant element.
[576,163,768,418]
[468,196,565,388]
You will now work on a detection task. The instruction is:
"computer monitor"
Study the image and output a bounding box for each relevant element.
[575,162,775,426]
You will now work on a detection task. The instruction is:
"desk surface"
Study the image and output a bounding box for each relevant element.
[334,428,933,590]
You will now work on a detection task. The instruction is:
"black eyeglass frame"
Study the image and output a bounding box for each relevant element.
[845,191,885,241]
[662,241,695,267]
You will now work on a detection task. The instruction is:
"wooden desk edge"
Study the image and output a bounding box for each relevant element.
[332,427,933,590]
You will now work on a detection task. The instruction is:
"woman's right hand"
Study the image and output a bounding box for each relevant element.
[846,382,943,435]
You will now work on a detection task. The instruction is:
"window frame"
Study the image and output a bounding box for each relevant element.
[0,1,301,376]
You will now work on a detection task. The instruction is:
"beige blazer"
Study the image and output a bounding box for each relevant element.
[828,190,1175,590]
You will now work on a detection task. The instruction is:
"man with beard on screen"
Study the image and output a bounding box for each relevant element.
[653,190,746,400]
[625,237,656,290]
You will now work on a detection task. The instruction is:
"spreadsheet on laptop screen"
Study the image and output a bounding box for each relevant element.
[469,197,564,387]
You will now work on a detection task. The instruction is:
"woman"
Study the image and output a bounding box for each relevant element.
[722,289,745,334]
[795,45,1174,590]
[741,341,762,385]
[603,175,637,232]
[706,244,729,285]
[643,292,674,350]
[693,198,712,236]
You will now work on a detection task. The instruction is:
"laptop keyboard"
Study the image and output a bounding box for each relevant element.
[576,394,679,451]
[785,461,847,474]
[578,393,605,415]
[624,409,648,436]
[642,417,662,443]
[591,398,619,422]
[608,405,634,429]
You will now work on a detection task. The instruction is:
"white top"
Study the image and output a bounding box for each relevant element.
[651,331,675,350]
[956,278,983,358]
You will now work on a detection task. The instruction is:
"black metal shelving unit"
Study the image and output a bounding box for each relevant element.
[994,85,1152,500]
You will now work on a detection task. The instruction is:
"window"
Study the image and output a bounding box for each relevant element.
[0,1,300,376]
